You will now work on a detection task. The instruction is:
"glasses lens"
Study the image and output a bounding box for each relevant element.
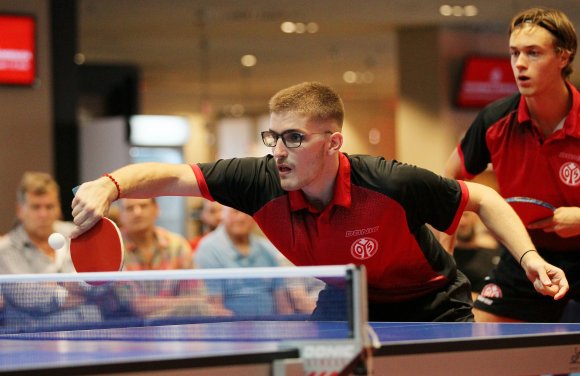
[283,132,303,148]
[261,131,277,147]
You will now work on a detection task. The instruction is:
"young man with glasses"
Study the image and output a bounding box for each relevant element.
[444,7,579,322]
[72,81,568,322]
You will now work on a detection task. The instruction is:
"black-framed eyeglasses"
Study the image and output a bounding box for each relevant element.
[261,130,332,148]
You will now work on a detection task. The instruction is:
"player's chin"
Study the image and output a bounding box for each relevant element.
[279,178,301,192]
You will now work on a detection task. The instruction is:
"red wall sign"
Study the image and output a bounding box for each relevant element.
[456,56,517,108]
[0,14,36,86]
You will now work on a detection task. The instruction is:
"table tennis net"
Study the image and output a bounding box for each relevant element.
[0,266,358,339]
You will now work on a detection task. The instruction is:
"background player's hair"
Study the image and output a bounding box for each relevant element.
[268,82,344,129]
[16,172,60,205]
[509,7,577,79]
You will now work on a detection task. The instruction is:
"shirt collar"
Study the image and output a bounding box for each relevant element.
[517,81,580,138]
[288,152,352,213]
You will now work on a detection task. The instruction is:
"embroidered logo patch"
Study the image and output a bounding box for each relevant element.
[480,283,503,299]
[350,237,378,260]
[559,162,580,187]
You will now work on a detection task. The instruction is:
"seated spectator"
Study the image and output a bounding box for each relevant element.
[0,172,102,330]
[195,207,295,316]
[0,172,75,274]
[453,211,502,299]
[115,198,225,319]
[190,200,223,251]
[118,198,193,271]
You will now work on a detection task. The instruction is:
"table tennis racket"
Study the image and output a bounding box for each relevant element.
[505,197,555,226]
[70,217,124,273]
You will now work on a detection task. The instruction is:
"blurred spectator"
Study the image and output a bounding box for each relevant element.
[115,198,224,318]
[0,172,75,274]
[195,207,295,316]
[453,212,502,299]
[118,198,192,270]
[0,172,102,329]
[190,200,223,251]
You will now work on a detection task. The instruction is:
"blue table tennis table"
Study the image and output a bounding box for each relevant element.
[0,321,579,375]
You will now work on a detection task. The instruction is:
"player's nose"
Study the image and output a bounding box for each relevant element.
[272,138,288,157]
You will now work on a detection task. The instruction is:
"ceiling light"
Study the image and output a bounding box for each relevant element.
[294,22,306,34]
[280,21,319,34]
[306,22,319,33]
[439,5,453,16]
[440,4,479,17]
[241,54,257,67]
[280,21,295,33]
[343,71,357,84]
[464,5,478,16]
[343,70,375,84]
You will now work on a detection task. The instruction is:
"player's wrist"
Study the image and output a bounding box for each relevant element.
[101,173,121,201]
[519,249,538,268]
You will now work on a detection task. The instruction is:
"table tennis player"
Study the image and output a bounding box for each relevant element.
[444,7,580,323]
[72,81,568,322]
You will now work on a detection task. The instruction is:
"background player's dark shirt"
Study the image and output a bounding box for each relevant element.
[193,153,468,302]
[458,83,580,252]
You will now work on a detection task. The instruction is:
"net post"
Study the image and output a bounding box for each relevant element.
[276,264,377,376]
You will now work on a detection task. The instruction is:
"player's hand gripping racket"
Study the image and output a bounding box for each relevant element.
[505,197,555,226]
[71,185,124,273]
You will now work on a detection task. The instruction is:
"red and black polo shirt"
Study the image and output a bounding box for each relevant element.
[457,82,580,252]
[192,152,468,302]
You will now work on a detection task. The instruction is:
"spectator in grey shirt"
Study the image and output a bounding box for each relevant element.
[0,172,101,331]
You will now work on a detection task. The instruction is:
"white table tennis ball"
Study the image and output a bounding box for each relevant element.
[48,232,66,250]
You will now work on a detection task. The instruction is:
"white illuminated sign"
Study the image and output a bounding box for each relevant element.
[129,115,190,146]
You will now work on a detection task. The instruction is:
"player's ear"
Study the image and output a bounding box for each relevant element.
[558,48,571,69]
[328,132,343,154]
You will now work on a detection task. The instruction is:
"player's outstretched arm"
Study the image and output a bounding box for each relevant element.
[71,163,200,238]
[463,182,569,300]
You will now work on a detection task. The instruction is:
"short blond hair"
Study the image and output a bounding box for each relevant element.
[16,172,60,205]
[510,7,577,79]
[269,82,344,128]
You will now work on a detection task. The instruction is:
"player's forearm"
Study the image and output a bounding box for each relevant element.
[104,162,200,199]
[464,182,535,264]
[71,163,201,238]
